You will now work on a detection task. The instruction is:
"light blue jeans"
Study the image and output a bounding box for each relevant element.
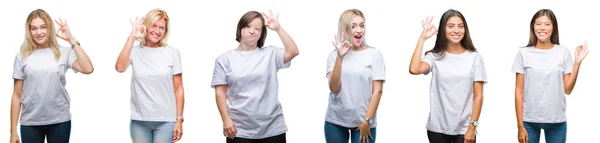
[130,120,175,143]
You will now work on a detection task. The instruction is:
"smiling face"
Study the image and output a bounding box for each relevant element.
[30,17,49,46]
[534,15,553,43]
[146,18,166,45]
[350,16,365,47]
[445,16,465,45]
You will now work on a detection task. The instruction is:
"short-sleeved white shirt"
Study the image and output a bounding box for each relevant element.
[512,45,573,123]
[211,46,290,139]
[129,45,182,122]
[422,51,487,135]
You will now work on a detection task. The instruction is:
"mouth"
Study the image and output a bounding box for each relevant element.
[537,32,548,37]
[354,35,362,41]
[150,32,162,39]
[451,35,461,39]
[35,36,44,40]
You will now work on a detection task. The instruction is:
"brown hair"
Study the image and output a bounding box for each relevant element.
[235,11,267,48]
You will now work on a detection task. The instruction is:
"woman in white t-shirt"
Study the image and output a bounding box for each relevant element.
[409,9,487,143]
[513,9,589,143]
[211,10,299,143]
[324,9,385,143]
[10,9,94,143]
[115,9,185,143]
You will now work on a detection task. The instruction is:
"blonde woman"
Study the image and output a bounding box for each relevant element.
[324,9,385,143]
[115,8,184,143]
[212,10,299,143]
[10,9,94,143]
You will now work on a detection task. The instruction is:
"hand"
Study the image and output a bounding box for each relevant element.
[332,32,352,58]
[575,41,589,64]
[420,16,437,40]
[355,120,373,143]
[54,18,76,43]
[10,133,20,143]
[463,126,475,143]
[262,10,280,31]
[518,127,528,143]
[129,16,146,39]
[223,118,237,139]
[172,121,183,142]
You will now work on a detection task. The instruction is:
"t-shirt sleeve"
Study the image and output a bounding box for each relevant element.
[12,55,24,79]
[273,46,291,69]
[326,51,335,78]
[511,50,525,74]
[172,50,183,75]
[211,57,228,88]
[372,51,386,81]
[474,53,488,83]
[563,48,574,74]
[66,48,78,73]
[421,53,435,75]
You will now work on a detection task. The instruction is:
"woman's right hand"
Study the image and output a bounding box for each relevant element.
[420,16,437,40]
[518,127,528,143]
[223,118,237,139]
[10,133,19,143]
[332,32,352,58]
[129,17,146,39]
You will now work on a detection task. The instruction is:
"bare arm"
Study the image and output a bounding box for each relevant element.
[328,57,343,93]
[365,80,383,119]
[276,27,299,64]
[115,37,136,72]
[215,85,230,121]
[515,73,525,129]
[70,38,94,74]
[563,63,581,95]
[408,38,431,75]
[470,81,484,127]
[10,79,23,136]
[173,74,184,122]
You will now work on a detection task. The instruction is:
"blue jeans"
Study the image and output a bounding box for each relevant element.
[130,120,175,143]
[523,122,567,143]
[324,121,376,143]
[20,120,71,143]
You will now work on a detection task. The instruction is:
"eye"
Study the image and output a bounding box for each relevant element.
[30,27,36,30]
[535,23,541,26]
[459,25,464,29]
[159,27,165,30]
[360,25,365,28]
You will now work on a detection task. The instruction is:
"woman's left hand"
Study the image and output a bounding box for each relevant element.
[173,121,183,142]
[55,18,76,44]
[262,10,280,31]
[355,120,373,143]
[464,126,475,143]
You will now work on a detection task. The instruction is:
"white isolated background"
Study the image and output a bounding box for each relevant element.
[0,0,598,142]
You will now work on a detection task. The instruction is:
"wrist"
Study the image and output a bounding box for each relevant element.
[275,27,284,33]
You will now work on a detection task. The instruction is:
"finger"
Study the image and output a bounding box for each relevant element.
[139,16,145,24]
[269,9,274,19]
[332,41,339,49]
[428,16,434,24]
[261,11,270,20]
[341,32,345,41]
[525,134,528,142]
[64,19,68,27]
[276,12,279,20]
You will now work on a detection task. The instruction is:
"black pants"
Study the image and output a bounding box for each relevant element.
[227,133,286,143]
[20,121,71,143]
[427,130,476,143]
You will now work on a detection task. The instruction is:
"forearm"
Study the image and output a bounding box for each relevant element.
[10,95,20,134]
[69,38,94,74]
[216,92,231,121]
[565,63,581,95]
[515,92,525,128]
[115,37,136,72]
[409,38,426,74]
[175,88,184,119]
[365,89,382,118]
[276,27,299,62]
[329,58,343,93]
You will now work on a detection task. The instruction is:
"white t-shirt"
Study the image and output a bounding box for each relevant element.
[12,46,77,126]
[211,46,290,139]
[325,47,386,128]
[511,45,572,123]
[129,45,182,122]
[422,51,487,135]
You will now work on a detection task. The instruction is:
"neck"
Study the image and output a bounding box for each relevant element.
[37,42,49,48]
[446,43,466,54]
[237,42,258,51]
[535,40,554,49]
[352,44,365,51]
[145,41,160,48]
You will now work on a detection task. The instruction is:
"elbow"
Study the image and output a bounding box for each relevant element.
[409,69,420,75]
[565,89,572,95]
[328,85,340,94]
[81,68,94,74]
[115,65,126,73]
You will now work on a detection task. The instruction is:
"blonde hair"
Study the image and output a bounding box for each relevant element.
[21,9,60,60]
[140,8,170,47]
[337,9,367,47]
